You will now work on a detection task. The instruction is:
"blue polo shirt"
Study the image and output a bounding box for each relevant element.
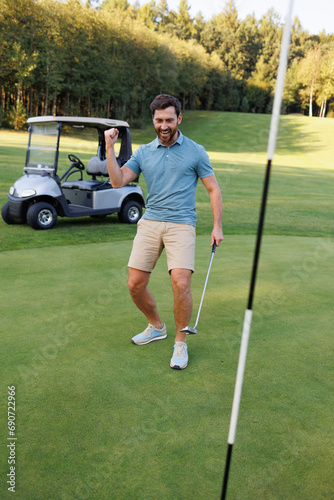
[125,131,214,226]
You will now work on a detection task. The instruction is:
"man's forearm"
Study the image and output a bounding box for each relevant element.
[210,187,223,229]
[106,145,123,188]
[209,186,224,245]
[104,127,126,188]
[201,175,224,245]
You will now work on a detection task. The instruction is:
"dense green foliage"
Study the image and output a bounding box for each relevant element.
[1,0,334,128]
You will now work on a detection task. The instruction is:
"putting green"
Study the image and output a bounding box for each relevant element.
[1,234,333,498]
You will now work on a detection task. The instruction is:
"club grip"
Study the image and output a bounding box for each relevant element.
[212,240,217,253]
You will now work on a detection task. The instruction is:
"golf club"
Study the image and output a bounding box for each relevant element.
[180,240,217,335]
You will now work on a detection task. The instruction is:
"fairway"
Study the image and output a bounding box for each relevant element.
[1,112,334,498]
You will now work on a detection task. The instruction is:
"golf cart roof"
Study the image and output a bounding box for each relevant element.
[26,116,130,129]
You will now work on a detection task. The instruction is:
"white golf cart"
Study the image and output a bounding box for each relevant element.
[2,116,145,229]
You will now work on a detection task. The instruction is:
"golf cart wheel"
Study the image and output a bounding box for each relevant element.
[27,202,58,230]
[118,200,142,224]
[1,201,26,225]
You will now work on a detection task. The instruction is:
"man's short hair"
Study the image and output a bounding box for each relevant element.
[150,94,182,117]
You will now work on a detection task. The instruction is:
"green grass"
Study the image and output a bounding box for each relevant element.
[0,235,333,499]
[0,112,334,498]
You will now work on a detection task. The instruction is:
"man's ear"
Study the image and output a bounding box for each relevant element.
[178,113,183,125]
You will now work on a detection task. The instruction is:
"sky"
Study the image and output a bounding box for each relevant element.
[136,0,334,36]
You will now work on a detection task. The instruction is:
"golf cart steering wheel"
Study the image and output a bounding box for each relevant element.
[68,154,85,171]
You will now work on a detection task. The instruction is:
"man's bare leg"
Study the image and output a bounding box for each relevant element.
[128,267,163,329]
[170,268,193,343]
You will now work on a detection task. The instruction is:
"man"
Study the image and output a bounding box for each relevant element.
[105,94,223,370]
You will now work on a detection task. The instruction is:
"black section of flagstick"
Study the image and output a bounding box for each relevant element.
[221,158,273,500]
[221,444,233,499]
[248,159,272,310]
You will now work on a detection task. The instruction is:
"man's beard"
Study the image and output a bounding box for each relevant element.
[155,125,178,145]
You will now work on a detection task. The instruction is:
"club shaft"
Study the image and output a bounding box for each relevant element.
[194,249,215,329]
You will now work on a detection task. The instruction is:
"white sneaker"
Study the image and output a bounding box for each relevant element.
[170,341,188,370]
[131,323,167,345]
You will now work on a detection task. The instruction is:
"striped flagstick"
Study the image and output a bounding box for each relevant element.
[221,1,295,497]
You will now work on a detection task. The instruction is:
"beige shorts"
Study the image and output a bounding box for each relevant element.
[128,219,196,273]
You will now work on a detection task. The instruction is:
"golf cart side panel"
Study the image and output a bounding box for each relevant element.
[62,185,145,211]
[92,186,143,210]
[61,186,94,208]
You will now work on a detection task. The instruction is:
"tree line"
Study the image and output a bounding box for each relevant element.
[1,0,334,129]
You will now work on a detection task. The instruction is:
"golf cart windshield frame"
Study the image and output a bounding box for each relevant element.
[24,116,132,176]
[25,122,61,176]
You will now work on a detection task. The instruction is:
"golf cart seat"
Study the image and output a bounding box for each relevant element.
[61,156,111,191]
[87,156,109,178]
